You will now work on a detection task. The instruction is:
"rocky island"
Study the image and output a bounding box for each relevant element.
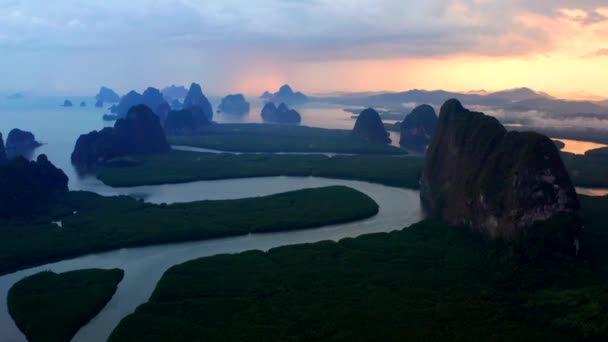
[261,84,308,105]
[95,100,104,108]
[183,83,213,121]
[72,104,170,170]
[0,154,68,218]
[421,99,580,241]
[218,94,250,115]
[400,104,437,150]
[5,129,42,159]
[95,86,120,103]
[80,101,86,107]
[63,100,73,107]
[352,108,391,144]
[111,87,169,119]
[261,103,302,124]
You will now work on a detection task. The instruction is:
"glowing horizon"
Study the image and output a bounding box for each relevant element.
[1,1,607,99]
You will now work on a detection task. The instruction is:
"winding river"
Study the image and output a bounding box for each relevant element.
[0,176,422,342]
[2,97,604,341]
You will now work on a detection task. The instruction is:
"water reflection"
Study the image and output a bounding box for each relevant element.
[576,187,608,197]
[552,138,608,155]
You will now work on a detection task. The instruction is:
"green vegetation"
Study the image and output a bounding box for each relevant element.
[98,151,423,189]
[110,195,608,341]
[8,269,124,342]
[562,152,608,187]
[168,123,406,154]
[0,186,378,275]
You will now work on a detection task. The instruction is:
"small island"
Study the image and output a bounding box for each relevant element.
[72,104,170,171]
[261,84,308,105]
[95,86,120,103]
[5,128,42,159]
[218,94,250,115]
[63,100,73,107]
[261,103,301,124]
[8,269,124,342]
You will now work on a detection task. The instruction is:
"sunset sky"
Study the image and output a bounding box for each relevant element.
[1,1,608,97]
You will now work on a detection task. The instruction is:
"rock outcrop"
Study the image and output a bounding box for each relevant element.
[164,107,213,135]
[111,88,169,119]
[80,101,86,107]
[95,100,104,108]
[399,104,437,149]
[263,84,308,105]
[0,133,7,163]
[95,86,120,103]
[260,91,272,100]
[102,114,119,121]
[111,90,143,117]
[183,83,213,121]
[352,108,391,144]
[6,129,41,159]
[63,100,73,107]
[162,85,188,99]
[72,105,170,170]
[421,99,580,240]
[0,154,68,218]
[142,87,166,111]
[218,94,250,115]
[261,103,302,124]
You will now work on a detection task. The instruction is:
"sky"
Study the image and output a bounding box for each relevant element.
[1,0,608,97]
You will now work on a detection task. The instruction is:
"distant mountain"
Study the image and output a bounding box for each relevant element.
[320,87,607,116]
[598,100,608,108]
[162,85,188,99]
[506,98,608,116]
[549,91,606,102]
[261,84,308,105]
[465,90,488,95]
[485,87,553,102]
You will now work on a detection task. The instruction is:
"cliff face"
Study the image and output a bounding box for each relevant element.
[183,83,213,122]
[0,133,7,163]
[0,154,68,218]
[421,99,580,240]
[400,104,437,149]
[352,108,391,144]
[71,105,170,170]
